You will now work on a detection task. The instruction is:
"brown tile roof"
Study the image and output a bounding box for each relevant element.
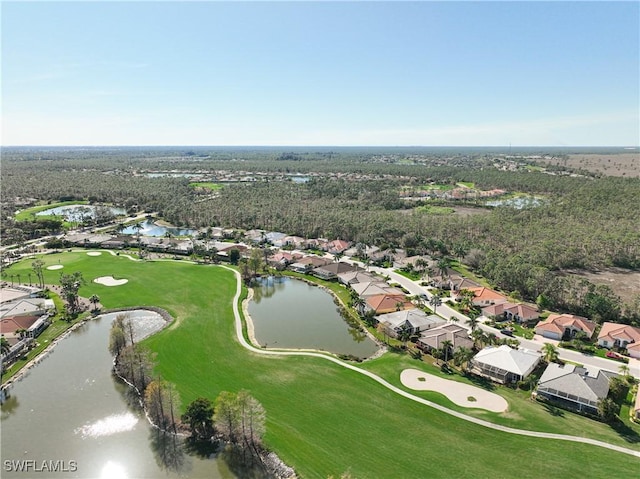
[469,287,508,304]
[0,315,40,335]
[366,294,414,314]
[535,314,597,337]
[598,322,640,344]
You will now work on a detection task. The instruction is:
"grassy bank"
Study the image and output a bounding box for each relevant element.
[2,252,639,478]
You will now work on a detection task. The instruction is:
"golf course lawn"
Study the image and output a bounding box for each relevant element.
[3,252,639,478]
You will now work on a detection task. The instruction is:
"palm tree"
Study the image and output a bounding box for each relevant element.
[437,256,452,280]
[453,346,474,372]
[1,336,11,355]
[466,316,480,332]
[618,364,630,378]
[542,343,559,363]
[352,296,366,316]
[397,326,412,349]
[429,294,442,316]
[441,339,453,363]
[89,294,100,312]
[449,315,459,323]
[471,328,485,350]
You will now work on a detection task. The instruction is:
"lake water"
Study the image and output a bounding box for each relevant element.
[121,220,197,237]
[36,205,126,222]
[248,277,378,359]
[0,311,236,479]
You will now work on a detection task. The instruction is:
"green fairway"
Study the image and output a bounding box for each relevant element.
[189,182,224,190]
[3,252,639,478]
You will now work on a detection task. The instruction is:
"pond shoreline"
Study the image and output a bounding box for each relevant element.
[243,275,384,360]
[1,306,172,393]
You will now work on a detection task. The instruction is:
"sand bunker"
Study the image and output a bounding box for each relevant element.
[94,276,128,286]
[46,264,64,270]
[400,369,508,413]
[87,252,102,256]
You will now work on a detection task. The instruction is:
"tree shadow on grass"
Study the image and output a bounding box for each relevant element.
[541,403,564,417]
[462,372,496,391]
[610,419,640,444]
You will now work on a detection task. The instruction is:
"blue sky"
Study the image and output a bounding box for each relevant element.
[2,1,638,146]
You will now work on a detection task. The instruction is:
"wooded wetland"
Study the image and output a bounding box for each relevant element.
[2,146,639,325]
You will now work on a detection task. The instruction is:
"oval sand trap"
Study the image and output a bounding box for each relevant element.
[86,251,102,256]
[401,369,508,413]
[46,264,64,270]
[94,276,128,286]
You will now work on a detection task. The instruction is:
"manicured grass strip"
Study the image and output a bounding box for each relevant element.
[3,254,639,478]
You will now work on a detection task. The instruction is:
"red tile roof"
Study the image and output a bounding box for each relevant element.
[366,294,415,314]
[535,314,597,337]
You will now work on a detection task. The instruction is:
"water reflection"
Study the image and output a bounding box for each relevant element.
[0,390,19,419]
[150,429,189,475]
[75,412,139,439]
[99,461,128,479]
[251,276,287,303]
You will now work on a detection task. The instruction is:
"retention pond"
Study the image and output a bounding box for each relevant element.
[0,310,237,479]
[248,276,378,359]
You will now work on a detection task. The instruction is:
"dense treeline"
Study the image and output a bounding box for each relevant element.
[2,149,639,323]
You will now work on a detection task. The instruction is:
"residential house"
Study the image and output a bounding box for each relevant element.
[451,277,482,293]
[304,238,329,251]
[377,309,446,337]
[64,233,112,247]
[0,286,41,304]
[312,262,361,280]
[534,314,597,341]
[326,239,351,255]
[282,236,306,249]
[470,345,542,384]
[352,282,404,298]
[365,294,414,315]
[1,314,51,340]
[265,232,288,247]
[597,322,640,359]
[468,287,508,307]
[244,229,266,244]
[100,235,131,249]
[482,302,539,323]
[268,252,302,269]
[344,244,380,258]
[289,255,332,273]
[337,271,378,286]
[535,363,614,415]
[0,298,52,320]
[416,324,474,354]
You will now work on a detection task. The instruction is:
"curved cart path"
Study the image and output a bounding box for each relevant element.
[221,265,640,459]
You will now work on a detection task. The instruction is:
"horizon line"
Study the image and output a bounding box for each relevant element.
[2,145,638,149]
